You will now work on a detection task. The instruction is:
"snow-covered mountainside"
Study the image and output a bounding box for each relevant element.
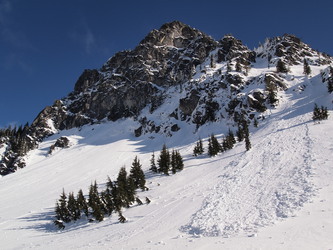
[0,21,333,249]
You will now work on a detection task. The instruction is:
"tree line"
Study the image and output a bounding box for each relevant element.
[54,144,185,230]
[149,144,184,175]
[193,118,252,157]
[54,156,149,229]
[0,123,35,175]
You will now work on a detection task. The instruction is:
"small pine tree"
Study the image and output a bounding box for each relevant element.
[117,167,133,208]
[265,77,278,105]
[157,144,170,175]
[236,123,245,142]
[328,79,333,94]
[171,150,177,174]
[312,103,329,121]
[210,54,216,68]
[77,189,89,217]
[145,197,151,204]
[276,59,289,73]
[150,152,157,173]
[235,60,242,72]
[129,156,146,190]
[111,184,122,212]
[88,181,104,222]
[57,189,71,223]
[67,192,80,221]
[226,129,236,149]
[208,134,220,156]
[303,58,311,75]
[175,151,184,171]
[226,61,232,73]
[102,177,115,215]
[126,176,136,206]
[245,135,251,151]
[243,121,251,151]
[193,138,204,156]
[253,118,259,128]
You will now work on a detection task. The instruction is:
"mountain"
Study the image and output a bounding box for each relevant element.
[0,21,333,248]
[1,21,332,176]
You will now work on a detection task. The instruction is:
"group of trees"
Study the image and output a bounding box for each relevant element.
[54,156,149,229]
[0,123,35,175]
[194,120,251,157]
[313,103,329,121]
[150,144,184,175]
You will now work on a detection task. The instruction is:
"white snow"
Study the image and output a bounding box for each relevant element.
[1,61,333,249]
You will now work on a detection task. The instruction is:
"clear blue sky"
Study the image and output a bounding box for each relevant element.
[1,0,332,128]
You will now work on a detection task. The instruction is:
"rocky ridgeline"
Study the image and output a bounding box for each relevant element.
[1,21,332,175]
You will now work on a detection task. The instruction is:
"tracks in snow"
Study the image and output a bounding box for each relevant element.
[182,93,315,237]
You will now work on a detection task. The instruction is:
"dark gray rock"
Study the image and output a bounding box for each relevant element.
[49,136,70,154]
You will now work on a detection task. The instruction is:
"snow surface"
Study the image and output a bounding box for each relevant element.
[1,65,333,249]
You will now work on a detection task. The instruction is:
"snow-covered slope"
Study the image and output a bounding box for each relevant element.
[1,58,333,249]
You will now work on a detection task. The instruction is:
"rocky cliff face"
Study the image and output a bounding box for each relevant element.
[1,21,332,175]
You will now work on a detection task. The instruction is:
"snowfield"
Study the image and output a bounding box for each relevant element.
[1,69,333,249]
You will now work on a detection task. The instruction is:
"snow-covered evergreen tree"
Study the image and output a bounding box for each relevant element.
[157,144,170,175]
[129,156,146,190]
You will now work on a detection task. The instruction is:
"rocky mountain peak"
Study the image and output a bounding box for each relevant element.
[256,33,331,66]
[218,34,256,63]
[1,22,333,176]
[139,21,201,48]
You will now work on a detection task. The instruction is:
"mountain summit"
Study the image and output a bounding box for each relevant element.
[0,21,332,175]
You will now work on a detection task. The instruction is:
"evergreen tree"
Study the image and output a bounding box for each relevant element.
[223,129,236,150]
[126,176,136,205]
[157,144,170,175]
[276,59,289,73]
[145,197,151,204]
[235,60,242,72]
[111,184,122,212]
[117,167,135,208]
[171,150,177,174]
[328,78,333,93]
[175,151,184,172]
[129,156,146,190]
[303,58,311,75]
[67,192,80,221]
[193,138,204,156]
[101,176,115,215]
[243,121,251,151]
[208,134,220,156]
[77,189,89,217]
[150,152,157,173]
[313,103,329,121]
[54,200,66,229]
[245,135,251,151]
[265,76,278,105]
[210,54,216,68]
[226,61,232,73]
[253,118,259,128]
[57,189,71,223]
[88,181,104,221]
[55,202,61,220]
[236,123,245,142]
